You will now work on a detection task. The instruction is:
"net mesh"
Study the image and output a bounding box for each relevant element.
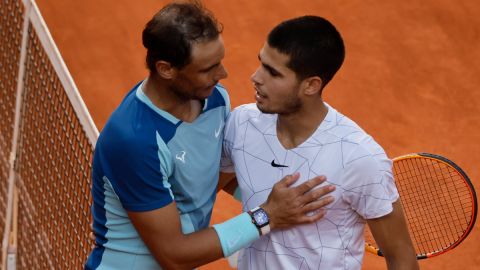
[0,0,97,268]
[13,22,95,269]
[0,0,24,255]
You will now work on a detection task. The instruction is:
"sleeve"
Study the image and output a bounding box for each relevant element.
[99,129,174,212]
[215,83,231,116]
[220,108,237,173]
[341,147,399,219]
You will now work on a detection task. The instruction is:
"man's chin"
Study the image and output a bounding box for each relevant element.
[197,86,216,100]
[256,103,275,114]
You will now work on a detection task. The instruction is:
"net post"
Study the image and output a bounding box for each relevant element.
[6,187,18,270]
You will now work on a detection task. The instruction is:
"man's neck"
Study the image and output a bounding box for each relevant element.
[276,101,328,149]
[143,76,201,123]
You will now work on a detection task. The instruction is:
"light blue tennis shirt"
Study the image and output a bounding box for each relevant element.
[85,80,230,269]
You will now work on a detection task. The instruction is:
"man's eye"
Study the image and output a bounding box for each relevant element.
[266,68,279,77]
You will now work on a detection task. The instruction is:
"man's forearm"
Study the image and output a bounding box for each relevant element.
[129,206,259,270]
[128,204,222,269]
[154,228,224,270]
[368,200,419,270]
[386,255,419,270]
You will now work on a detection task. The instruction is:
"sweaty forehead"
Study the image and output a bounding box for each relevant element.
[189,37,225,69]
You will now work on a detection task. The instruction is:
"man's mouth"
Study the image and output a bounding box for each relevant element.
[255,90,267,102]
[254,86,267,99]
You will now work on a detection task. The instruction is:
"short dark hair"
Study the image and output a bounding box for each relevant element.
[142,1,223,72]
[267,16,345,89]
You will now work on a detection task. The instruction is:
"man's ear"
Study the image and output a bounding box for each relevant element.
[302,76,323,96]
[155,60,176,79]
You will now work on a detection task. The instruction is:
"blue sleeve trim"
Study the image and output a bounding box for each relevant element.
[213,212,259,257]
[204,85,229,113]
[216,84,231,114]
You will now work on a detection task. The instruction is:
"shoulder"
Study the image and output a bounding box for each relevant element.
[97,122,164,164]
[229,103,272,124]
[99,107,172,161]
[232,103,259,113]
[215,83,229,99]
[323,104,390,171]
[223,104,276,145]
[205,84,231,113]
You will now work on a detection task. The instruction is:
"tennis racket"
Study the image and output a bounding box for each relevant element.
[364,152,477,260]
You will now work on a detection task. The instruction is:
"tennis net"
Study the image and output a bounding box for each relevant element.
[0,0,98,269]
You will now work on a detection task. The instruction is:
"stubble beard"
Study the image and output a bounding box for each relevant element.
[169,82,204,102]
[257,89,302,115]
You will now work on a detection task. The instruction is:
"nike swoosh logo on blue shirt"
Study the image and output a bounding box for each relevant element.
[215,121,223,138]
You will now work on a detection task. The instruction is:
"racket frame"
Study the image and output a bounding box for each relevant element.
[365,152,478,260]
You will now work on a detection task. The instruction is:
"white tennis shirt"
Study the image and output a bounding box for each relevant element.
[221,103,399,270]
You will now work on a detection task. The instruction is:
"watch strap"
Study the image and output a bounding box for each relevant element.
[248,207,271,236]
[260,222,271,235]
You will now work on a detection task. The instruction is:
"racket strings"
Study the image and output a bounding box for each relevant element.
[408,159,451,252]
[394,157,473,256]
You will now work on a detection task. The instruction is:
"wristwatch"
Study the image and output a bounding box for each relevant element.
[248,207,271,236]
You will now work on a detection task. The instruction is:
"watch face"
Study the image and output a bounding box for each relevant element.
[253,210,269,226]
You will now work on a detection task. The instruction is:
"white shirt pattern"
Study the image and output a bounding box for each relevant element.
[221,103,399,270]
